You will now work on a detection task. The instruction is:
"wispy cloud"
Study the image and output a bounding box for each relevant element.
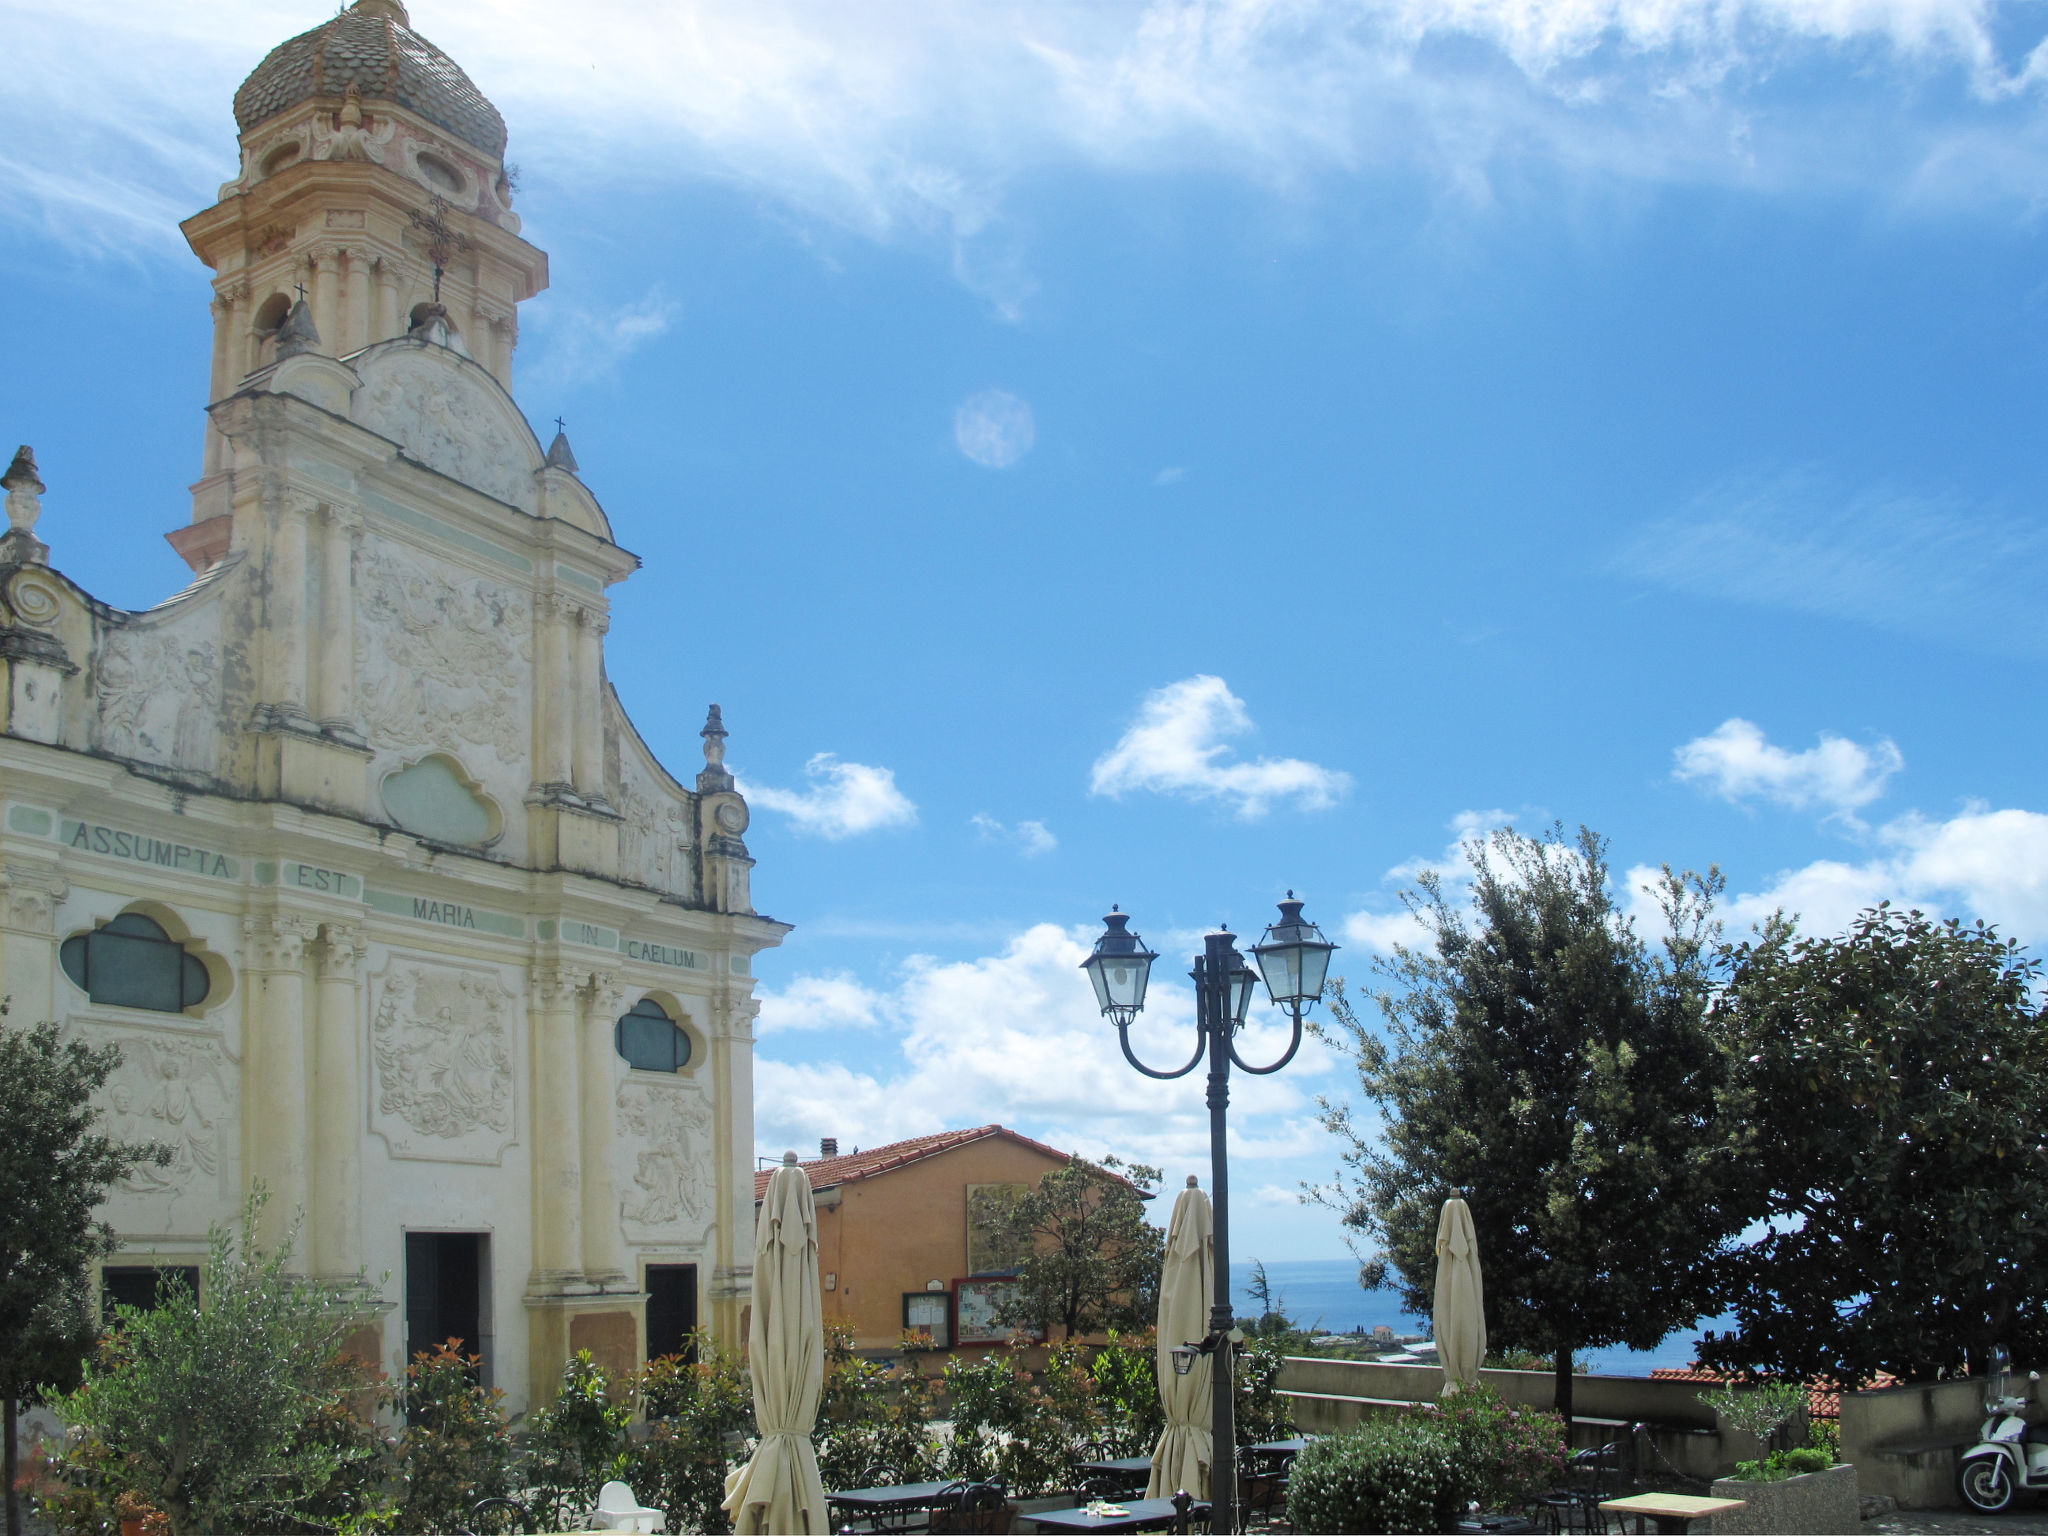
[740,752,918,838]
[954,389,1036,468]
[520,288,679,389]
[8,1,2048,280]
[1154,466,1188,485]
[755,972,890,1034]
[1090,675,1351,818]
[970,813,1058,856]
[1674,718,1903,816]
[1340,807,1521,951]
[1617,471,2048,659]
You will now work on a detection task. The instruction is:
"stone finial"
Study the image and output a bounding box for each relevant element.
[544,429,580,473]
[701,703,728,766]
[3,446,47,561]
[273,298,323,359]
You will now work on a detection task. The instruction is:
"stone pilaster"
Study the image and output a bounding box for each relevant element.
[0,863,67,1026]
[579,969,628,1282]
[310,920,367,1278]
[528,964,584,1281]
[311,247,343,353]
[707,990,759,1346]
[341,246,372,355]
[316,504,364,746]
[571,607,608,806]
[263,493,315,731]
[244,912,319,1245]
[374,257,402,346]
[539,593,575,792]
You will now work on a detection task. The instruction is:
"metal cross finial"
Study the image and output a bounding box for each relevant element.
[294,282,308,304]
[407,195,474,307]
[554,416,566,435]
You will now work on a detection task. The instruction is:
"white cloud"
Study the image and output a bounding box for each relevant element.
[753,922,1335,1171]
[1342,807,1519,951]
[1628,801,2048,945]
[8,0,2047,279]
[1090,675,1350,818]
[970,813,1058,856]
[741,752,918,838]
[755,972,889,1034]
[520,288,680,389]
[1154,466,1188,485]
[1674,717,1903,815]
[953,389,1036,469]
[1618,471,2048,660]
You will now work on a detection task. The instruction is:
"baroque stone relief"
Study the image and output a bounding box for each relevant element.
[89,1028,236,1232]
[356,544,532,850]
[352,349,537,511]
[615,1078,715,1246]
[368,958,519,1164]
[611,736,695,900]
[94,620,224,775]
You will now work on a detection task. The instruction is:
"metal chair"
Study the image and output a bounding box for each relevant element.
[462,1496,534,1535]
[1238,1444,1291,1531]
[928,1479,1009,1535]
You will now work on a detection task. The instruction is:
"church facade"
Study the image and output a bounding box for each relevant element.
[0,0,785,1411]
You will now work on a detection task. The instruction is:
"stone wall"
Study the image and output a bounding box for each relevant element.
[1841,1374,2026,1509]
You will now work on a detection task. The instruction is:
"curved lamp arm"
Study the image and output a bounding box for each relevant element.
[1116,1020,1208,1081]
[1227,1007,1306,1075]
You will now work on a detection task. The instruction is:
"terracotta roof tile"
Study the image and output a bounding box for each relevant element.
[1648,1365,1896,1420]
[752,1124,1085,1203]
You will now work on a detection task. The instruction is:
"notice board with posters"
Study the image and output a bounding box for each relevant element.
[954,1278,1038,1345]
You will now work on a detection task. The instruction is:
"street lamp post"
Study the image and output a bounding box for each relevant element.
[1081,895,1335,1532]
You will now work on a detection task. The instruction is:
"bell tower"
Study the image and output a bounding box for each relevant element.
[180,0,547,490]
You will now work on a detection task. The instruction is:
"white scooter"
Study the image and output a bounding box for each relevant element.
[1958,1353,2048,1513]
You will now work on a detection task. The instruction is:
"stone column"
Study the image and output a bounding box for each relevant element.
[269,496,313,728]
[708,992,759,1346]
[316,506,361,741]
[311,921,366,1278]
[245,914,317,1246]
[0,864,67,1026]
[529,965,584,1279]
[539,595,575,791]
[580,971,628,1280]
[341,247,372,355]
[311,248,343,351]
[571,608,606,800]
[374,258,402,344]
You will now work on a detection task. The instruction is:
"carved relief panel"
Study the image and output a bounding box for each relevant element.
[86,1026,238,1235]
[367,956,519,1164]
[611,738,695,901]
[355,543,533,855]
[93,617,226,776]
[614,1077,716,1248]
[352,351,537,511]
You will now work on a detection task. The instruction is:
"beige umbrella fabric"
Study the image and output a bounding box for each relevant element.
[722,1152,829,1534]
[1147,1177,1214,1501]
[1433,1196,1486,1396]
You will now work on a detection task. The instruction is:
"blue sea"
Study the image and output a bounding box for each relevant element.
[1231,1259,1714,1376]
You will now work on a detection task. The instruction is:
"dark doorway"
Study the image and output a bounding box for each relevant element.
[645,1264,699,1363]
[101,1264,200,1317]
[405,1232,487,1369]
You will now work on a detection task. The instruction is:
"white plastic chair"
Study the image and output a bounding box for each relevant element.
[590,1479,666,1533]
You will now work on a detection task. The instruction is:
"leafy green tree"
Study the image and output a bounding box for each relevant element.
[393,1341,518,1535]
[53,1193,371,1536]
[1315,825,1735,1424]
[0,1013,168,1536]
[970,1156,1165,1340]
[1701,906,2048,1384]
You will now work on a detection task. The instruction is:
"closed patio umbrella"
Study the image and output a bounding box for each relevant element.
[723,1152,829,1534]
[1147,1176,1214,1501]
[1434,1197,1486,1396]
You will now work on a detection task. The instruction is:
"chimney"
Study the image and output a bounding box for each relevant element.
[820,1137,839,1158]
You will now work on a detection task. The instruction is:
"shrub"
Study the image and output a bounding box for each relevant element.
[393,1342,516,1535]
[1699,1381,1806,1450]
[1420,1382,1567,1511]
[1731,1445,1835,1482]
[814,1326,939,1492]
[1290,1416,1463,1535]
[524,1351,632,1531]
[1087,1331,1162,1460]
[633,1335,753,1536]
[51,1196,374,1536]
[1235,1336,1296,1446]
[936,1343,1101,1496]
[1806,1417,1841,1462]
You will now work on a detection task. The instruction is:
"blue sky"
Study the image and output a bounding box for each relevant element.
[5,0,2047,1264]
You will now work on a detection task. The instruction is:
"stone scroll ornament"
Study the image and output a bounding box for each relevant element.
[370,960,518,1163]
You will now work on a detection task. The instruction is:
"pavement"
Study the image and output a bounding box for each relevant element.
[1865,1510,2048,1535]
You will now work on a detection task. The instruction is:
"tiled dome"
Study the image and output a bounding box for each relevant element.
[234,0,507,160]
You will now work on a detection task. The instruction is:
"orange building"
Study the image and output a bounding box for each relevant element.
[753,1125,1138,1356]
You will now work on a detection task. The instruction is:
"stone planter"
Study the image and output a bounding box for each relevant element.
[1709,1462,1858,1535]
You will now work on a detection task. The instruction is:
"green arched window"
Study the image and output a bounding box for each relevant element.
[60,913,209,1013]
[615,997,691,1073]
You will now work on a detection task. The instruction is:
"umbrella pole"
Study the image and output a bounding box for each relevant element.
[1201,933,1239,1532]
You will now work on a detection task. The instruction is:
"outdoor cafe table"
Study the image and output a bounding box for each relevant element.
[1025,1497,1212,1533]
[1078,1456,1155,1484]
[826,1478,955,1530]
[1243,1437,1309,1461]
[1598,1493,1748,1534]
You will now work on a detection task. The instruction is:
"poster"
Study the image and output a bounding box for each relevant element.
[954,1278,1037,1345]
